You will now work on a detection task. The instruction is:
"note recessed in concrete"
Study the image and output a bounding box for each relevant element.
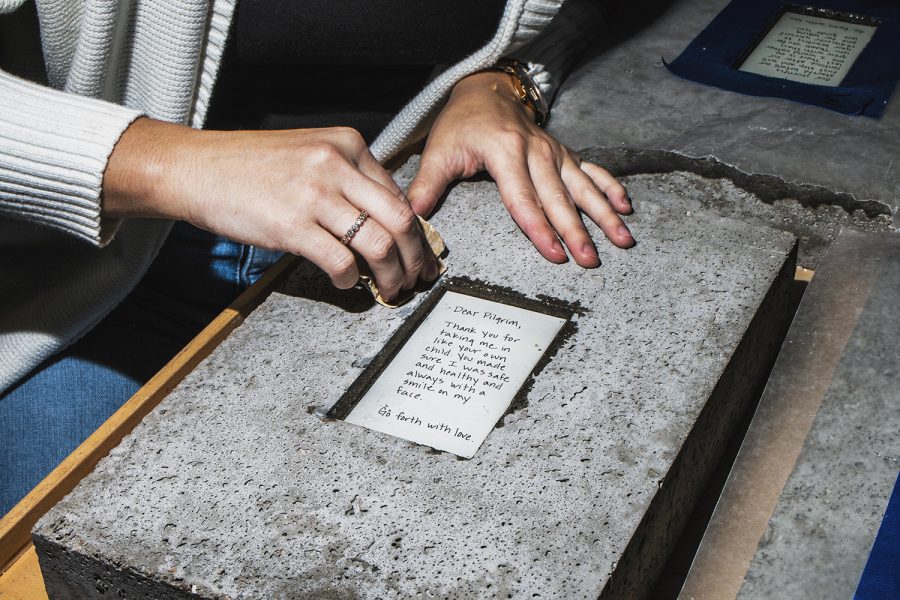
[345,288,568,458]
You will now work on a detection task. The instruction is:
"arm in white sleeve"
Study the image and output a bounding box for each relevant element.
[507,0,613,107]
[0,69,143,246]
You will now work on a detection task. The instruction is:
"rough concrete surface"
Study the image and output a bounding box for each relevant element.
[583,152,893,269]
[736,232,900,600]
[34,162,796,599]
[549,0,900,227]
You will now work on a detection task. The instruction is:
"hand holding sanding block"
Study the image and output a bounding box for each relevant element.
[357,216,448,308]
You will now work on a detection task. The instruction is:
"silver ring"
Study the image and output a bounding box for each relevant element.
[340,210,368,246]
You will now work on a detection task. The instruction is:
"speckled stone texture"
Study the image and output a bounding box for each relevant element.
[584,151,891,270]
[737,232,900,600]
[34,161,797,600]
[549,0,900,228]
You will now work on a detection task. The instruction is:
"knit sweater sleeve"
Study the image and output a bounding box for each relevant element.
[505,0,612,106]
[0,69,143,246]
[0,0,26,13]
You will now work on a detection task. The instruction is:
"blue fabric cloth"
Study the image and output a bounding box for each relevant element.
[665,0,900,117]
[0,224,282,516]
[854,472,900,600]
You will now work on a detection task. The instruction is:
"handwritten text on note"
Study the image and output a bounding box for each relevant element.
[739,12,876,87]
[346,291,566,458]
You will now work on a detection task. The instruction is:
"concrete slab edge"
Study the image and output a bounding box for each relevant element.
[32,537,196,600]
[600,243,798,599]
[584,147,896,226]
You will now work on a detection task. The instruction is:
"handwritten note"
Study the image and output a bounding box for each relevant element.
[346,291,566,458]
[739,12,876,86]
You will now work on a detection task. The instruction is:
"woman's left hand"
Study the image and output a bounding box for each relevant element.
[407,71,635,268]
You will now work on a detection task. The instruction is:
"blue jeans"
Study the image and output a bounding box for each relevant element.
[0,223,282,516]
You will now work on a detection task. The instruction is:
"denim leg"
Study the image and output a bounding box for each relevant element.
[240,243,285,288]
[0,224,283,516]
[0,354,142,516]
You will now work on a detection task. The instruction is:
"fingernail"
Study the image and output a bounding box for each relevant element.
[551,240,568,261]
[581,243,599,261]
[617,225,633,239]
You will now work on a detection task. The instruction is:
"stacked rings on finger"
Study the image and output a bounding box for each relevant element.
[340,210,369,246]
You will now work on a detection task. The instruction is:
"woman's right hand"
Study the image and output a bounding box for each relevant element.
[103,118,439,303]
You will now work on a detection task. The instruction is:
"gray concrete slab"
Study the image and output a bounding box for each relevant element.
[549,0,900,228]
[34,161,797,599]
[680,230,900,600]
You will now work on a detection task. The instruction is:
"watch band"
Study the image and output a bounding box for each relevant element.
[488,59,549,127]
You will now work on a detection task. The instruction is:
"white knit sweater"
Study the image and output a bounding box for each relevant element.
[0,0,604,393]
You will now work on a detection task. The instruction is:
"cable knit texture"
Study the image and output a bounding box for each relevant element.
[0,0,25,12]
[0,0,236,393]
[0,0,600,394]
[371,0,564,161]
[0,70,139,243]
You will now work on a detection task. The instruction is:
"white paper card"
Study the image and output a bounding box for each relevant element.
[739,12,876,86]
[346,291,566,458]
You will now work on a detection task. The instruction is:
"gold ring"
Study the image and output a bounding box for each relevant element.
[340,210,368,246]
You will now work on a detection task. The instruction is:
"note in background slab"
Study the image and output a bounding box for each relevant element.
[739,11,877,86]
[346,291,567,458]
[665,0,900,117]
